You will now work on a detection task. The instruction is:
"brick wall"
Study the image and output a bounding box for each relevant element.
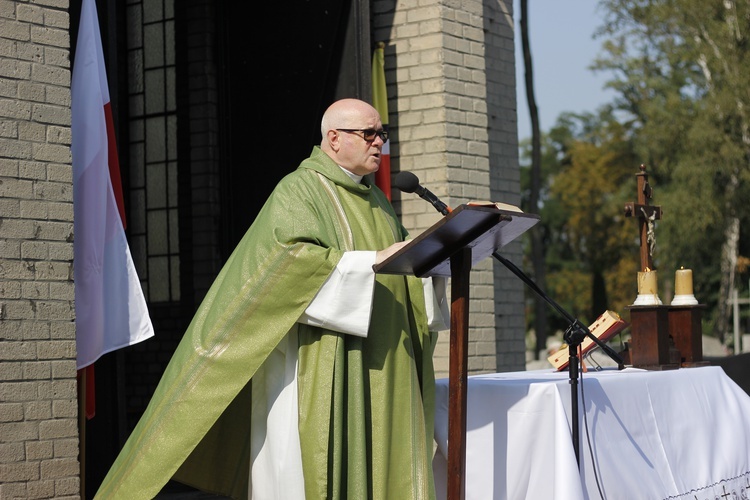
[0,1,80,498]
[373,0,525,377]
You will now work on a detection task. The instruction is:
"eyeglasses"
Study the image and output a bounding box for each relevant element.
[336,128,389,143]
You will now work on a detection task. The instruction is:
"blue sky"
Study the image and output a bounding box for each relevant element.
[514,1,616,141]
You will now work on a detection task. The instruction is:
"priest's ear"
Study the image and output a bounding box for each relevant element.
[324,129,342,153]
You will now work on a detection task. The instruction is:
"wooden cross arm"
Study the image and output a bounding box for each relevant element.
[624,202,662,220]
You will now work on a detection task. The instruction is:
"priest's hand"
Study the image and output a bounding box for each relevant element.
[375,241,410,265]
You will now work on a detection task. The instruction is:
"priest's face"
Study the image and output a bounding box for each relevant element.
[323,100,385,177]
[336,125,385,177]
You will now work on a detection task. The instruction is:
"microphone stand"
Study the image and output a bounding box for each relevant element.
[395,176,625,466]
[490,250,625,467]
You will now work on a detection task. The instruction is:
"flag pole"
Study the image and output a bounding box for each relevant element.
[372,41,391,199]
[71,1,156,494]
[77,368,87,499]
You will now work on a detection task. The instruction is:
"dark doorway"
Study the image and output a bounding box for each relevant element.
[217,0,367,252]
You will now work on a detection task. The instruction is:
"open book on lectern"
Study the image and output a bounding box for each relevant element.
[373,203,540,277]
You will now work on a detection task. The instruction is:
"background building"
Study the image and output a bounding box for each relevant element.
[0,0,524,496]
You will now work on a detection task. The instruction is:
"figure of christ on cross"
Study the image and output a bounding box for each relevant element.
[624,164,662,272]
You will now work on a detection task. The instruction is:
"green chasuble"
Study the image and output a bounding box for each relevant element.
[95,146,438,500]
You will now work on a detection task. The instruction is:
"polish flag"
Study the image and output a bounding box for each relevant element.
[71,0,154,418]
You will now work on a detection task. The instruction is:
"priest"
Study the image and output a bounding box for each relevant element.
[95,98,448,500]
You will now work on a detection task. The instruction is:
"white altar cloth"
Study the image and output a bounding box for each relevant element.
[433,366,750,499]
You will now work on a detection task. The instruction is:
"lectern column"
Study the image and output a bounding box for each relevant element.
[447,247,471,500]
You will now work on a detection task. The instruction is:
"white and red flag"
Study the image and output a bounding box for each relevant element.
[71,0,154,418]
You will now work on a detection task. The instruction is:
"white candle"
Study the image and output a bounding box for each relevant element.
[637,269,658,295]
[674,267,693,295]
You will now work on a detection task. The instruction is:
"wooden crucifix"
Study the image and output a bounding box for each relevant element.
[624,164,662,271]
[624,164,677,370]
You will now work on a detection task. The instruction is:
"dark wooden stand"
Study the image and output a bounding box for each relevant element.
[373,204,539,500]
[626,304,708,369]
[668,305,709,367]
[625,305,680,370]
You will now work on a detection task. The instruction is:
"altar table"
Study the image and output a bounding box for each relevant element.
[433,366,750,499]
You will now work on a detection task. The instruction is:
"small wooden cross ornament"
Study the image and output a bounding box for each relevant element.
[624,164,662,271]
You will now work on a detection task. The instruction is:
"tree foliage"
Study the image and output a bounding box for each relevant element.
[520,0,750,345]
[592,0,750,340]
[520,110,640,333]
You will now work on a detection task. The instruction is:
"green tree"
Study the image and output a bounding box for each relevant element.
[548,111,639,323]
[520,109,639,340]
[595,0,750,342]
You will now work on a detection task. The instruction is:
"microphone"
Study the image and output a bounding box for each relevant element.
[393,171,451,215]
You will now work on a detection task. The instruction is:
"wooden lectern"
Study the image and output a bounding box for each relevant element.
[374,204,539,500]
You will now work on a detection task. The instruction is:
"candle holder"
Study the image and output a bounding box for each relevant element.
[633,293,663,306]
[670,294,698,306]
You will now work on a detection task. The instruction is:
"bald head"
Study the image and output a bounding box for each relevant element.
[320,99,381,139]
[319,98,385,176]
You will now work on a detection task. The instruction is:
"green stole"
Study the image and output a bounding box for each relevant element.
[95,147,437,500]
